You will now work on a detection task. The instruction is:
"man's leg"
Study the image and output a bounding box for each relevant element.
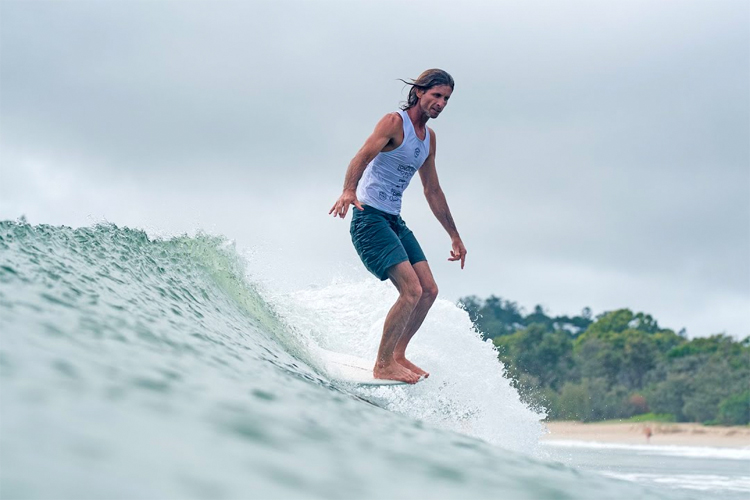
[373,260,423,384]
[393,261,438,377]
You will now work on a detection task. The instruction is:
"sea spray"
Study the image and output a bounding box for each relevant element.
[265,279,545,453]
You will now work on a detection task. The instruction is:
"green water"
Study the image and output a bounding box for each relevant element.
[0,221,689,499]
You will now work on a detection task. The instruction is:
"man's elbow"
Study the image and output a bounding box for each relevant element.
[424,187,442,201]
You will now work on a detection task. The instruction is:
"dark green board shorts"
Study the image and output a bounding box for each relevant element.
[350,205,427,281]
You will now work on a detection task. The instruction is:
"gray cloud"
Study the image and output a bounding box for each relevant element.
[1,0,748,337]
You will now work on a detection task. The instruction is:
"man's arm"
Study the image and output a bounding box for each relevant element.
[329,113,402,218]
[418,129,467,268]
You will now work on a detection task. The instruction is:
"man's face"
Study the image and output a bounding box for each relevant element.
[417,84,453,119]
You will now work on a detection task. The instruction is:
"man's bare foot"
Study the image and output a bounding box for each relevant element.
[394,356,429,378]
[373,362,421,384]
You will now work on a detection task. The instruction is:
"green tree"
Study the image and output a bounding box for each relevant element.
[494,323,573,391]
[459,295,525,339]
[557,381,591,421]
[718,391,750,425]
[646,373,692,421]
[462,295,748,424]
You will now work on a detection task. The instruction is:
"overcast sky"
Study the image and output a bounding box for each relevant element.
[1,0,748,338]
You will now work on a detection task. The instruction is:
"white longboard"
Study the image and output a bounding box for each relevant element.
[318,348,407,386]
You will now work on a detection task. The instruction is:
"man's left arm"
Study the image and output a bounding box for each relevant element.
[418,128,467,269]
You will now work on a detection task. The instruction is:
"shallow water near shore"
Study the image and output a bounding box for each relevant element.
[0,221,712,499]
[542,441,750,499]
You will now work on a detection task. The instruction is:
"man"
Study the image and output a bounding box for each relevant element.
[329,69,466,384]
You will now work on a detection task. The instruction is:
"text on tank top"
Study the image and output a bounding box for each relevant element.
[356,110,431,215]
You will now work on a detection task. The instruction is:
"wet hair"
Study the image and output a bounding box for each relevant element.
[399,69,455,110]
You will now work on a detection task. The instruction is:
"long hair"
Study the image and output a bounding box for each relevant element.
[399,69,455,110]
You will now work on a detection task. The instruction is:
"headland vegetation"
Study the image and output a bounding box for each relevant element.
[459,296,749,426]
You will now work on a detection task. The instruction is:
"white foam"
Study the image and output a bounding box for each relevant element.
[542,440,750,460]
[265,277,546,454]
[601,472,750,493]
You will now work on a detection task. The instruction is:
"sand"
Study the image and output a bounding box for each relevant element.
[541,421,750,448]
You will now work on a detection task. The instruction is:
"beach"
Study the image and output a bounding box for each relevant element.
[542,421,750,448]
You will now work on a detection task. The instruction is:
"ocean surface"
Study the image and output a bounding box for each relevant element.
[0,221,745,499]
[542,441,750,500]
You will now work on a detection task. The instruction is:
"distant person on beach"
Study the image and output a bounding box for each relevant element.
[329,69,466,384]
[644,426,652,443]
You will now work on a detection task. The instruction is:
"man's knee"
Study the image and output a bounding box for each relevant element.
[422,282,438,302]
[401,281,423,306]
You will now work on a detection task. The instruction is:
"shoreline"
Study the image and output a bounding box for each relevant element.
[541,421,750,448]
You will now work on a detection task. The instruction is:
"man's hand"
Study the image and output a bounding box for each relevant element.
[448,238,467,269]
[329,190,364,218]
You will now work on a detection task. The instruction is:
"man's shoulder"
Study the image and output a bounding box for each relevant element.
[381,111,403,126]
[374,112,404,136]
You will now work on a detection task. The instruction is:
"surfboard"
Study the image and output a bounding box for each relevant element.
[318,348,407,386]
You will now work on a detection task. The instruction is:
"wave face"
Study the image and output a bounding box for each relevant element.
[0,221,683,499]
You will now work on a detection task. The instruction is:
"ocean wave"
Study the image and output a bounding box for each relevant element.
[0,220,687,499]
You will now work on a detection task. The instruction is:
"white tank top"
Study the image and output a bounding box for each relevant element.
[356,110,430,215]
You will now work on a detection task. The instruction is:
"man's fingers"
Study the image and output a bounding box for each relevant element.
[447,248,466,268]
[330,196,365,218]
[331,200,344,216]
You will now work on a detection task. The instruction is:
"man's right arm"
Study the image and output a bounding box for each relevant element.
[329,113,401,218]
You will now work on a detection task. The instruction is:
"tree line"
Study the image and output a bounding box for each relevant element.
[459,295,750,425]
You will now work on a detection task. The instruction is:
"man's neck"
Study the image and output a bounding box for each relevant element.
[406,106,429,130]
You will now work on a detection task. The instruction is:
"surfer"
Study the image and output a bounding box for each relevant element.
[329,69,466,384]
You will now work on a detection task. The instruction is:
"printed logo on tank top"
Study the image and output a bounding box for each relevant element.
[355,110,429,214]
[390,164,417,201]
